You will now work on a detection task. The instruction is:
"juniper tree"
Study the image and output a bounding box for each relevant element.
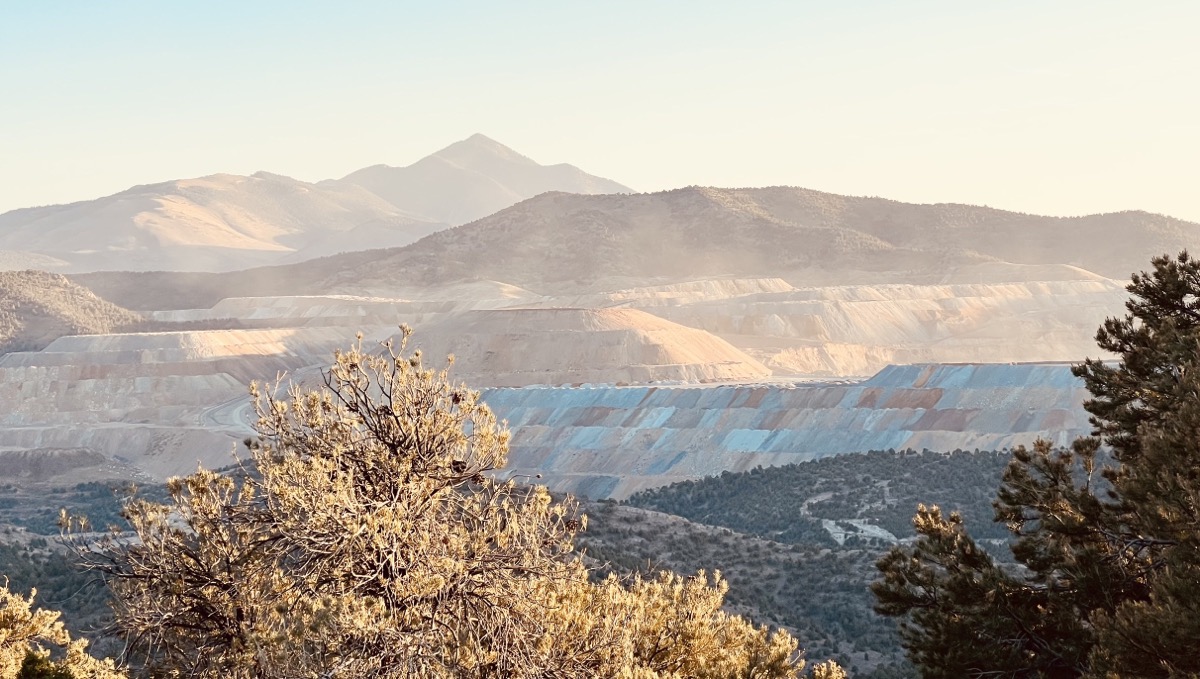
[0,581,125,679]
[72,328,812,679]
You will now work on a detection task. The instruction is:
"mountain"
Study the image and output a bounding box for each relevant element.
[276,217,446,264]
[71,186,1198,311]
[333,134,632,225]
[306,186,1199,293]
[0,134,629,274]
[0,270,144,353]
[0,172,443,273]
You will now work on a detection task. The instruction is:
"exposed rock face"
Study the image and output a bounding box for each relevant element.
[0,296,773,481]
[0,266,1124,488]
[409,307,772,387]
[644,279,1126,376]
[5,179,1184,494]
[486,363,1092,499]
[150,285,540,326]
[0,308,1098,493]
[0,327,400,479]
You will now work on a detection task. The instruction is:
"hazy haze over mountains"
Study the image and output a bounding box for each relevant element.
[0,173,438,273]
[304,186,1199,293]
[4,7,1199,673]
[69,180,1197,317]
[4,134,1198,488]
[0,134,629,273]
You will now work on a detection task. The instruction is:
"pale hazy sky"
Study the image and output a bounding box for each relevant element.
[2,1,1198,221]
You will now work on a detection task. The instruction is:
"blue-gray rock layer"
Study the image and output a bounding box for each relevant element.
[486,362,1091,499]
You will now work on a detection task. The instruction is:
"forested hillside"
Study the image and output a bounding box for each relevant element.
[626,449,1014,544]
[578,500,912,677]
[0,270,144,353]
[3,448,1021,677]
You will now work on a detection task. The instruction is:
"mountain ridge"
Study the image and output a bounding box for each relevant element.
[0,134,630,274]
[67,185,1197,311]
[313,185,1194,293]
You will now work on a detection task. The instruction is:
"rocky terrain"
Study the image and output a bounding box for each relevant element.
[409,307,772,387]
[489,362,1091,498]
[0,279,1102,492]
[0,173,1183,679]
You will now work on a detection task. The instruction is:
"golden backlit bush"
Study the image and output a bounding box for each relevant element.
[0,582,125,679]
[68,328,823,678]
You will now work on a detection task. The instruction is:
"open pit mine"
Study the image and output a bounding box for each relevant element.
[0,277,1118,497]
[6,163,1184,496]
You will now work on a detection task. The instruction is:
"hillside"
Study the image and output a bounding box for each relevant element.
[71,187,1194,311]
[1,448,963,677]
[0,172,443,272]
[334,133,632,225]
[710,187,1196,280]
[581,449,1029,676]
[649,278,1126,376]
[0,134,630,274]
[577,501,910,677]
[0,270,144,353]
[624,449,1015,544]
[323,187,1198,291]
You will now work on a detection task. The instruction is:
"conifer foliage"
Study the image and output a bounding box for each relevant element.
[872,252,1200,678]
[0,582,124,679]
[68,328,810,678]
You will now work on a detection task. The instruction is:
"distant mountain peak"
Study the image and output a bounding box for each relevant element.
[0,134,631,274]
[464,132,507,146]
[335,135,632,225]
[434,133,538,167]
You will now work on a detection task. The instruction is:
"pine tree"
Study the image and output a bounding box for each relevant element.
[872,252,1200,678]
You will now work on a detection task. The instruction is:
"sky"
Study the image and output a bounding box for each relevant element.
[2,1,1198,221]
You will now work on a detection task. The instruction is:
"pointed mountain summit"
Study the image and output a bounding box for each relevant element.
[335,134,632,225]
[439,133,541,166]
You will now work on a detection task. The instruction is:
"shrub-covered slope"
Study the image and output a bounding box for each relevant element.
[625,449,1014,543]
[0,270,144,353]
